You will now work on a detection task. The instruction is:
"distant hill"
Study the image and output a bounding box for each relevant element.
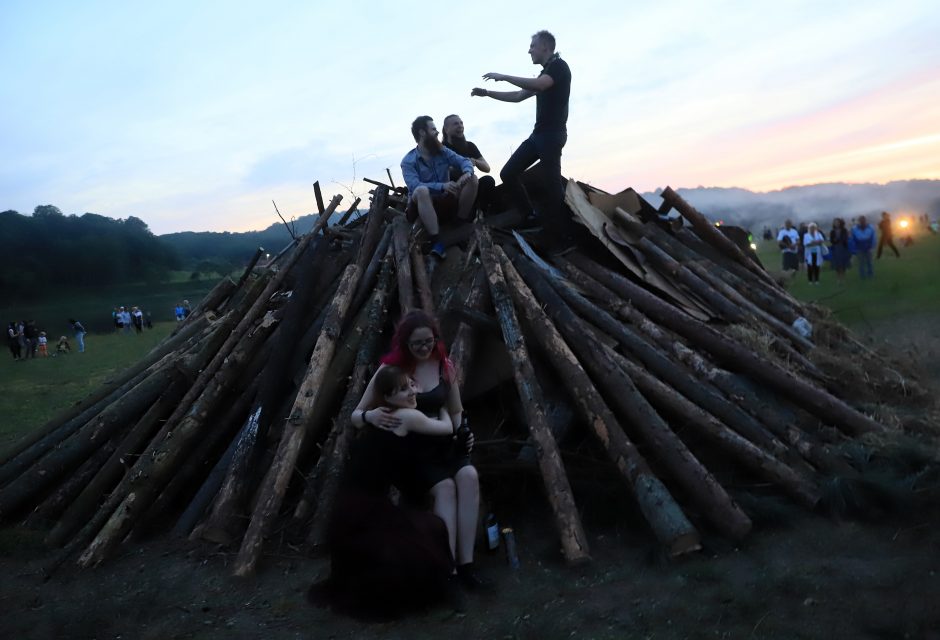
[159,210,362,268]
[641,180,940,231]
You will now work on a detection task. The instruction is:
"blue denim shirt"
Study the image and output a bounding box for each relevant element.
[401,146,473,196]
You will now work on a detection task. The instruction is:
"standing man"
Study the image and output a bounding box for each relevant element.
[401,116,477,259]
[851,215,876,279]
[877,211,900,258]
[472,30,572,248]
[776,219,800,272]
[69,318,86,353]
[442,114,496,214]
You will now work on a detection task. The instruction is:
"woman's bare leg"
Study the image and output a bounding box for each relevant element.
[430,478,457,561]
[454,465,480,565]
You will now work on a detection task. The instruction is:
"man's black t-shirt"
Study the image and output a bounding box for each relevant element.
[535,54,571,134]
[443,138,482,160]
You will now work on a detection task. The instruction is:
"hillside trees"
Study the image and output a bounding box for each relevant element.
[0,208,181,298]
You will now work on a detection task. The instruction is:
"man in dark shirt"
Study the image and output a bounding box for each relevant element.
[877,211,900,258]
[472,30,572,246]
[442,114,497,214]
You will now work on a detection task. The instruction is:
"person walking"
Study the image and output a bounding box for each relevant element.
[877,211,901,258]
[69,318,87,353]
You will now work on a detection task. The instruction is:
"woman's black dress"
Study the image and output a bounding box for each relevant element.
[309,425,453,619]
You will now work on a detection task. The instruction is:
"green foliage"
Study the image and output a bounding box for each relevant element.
[0,208,181,299]
[0,322,175,447]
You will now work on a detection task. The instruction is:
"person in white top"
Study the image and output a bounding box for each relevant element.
[776,219,800,272]
[802,222,827,285]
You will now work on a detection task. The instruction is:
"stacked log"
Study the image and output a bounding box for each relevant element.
[0,175,916,578]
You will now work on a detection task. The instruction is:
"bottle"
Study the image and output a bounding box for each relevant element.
[455,416,472,457]
[485,514,500,551]
[502,527,520,570]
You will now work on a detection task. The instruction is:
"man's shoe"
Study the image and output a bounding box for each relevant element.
[428,242,447,260]
[456,563,494,592]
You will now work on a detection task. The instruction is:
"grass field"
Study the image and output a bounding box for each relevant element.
[754,231,940,328]
[0,322,175,448]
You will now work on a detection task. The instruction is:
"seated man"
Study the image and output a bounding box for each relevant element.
[442,114,497,214]
[401,116,478,258]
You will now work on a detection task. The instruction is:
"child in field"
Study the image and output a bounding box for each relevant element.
[37,331,49,357]
[56,335,71,355]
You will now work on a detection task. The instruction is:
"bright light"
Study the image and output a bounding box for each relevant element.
[899,219,910,229]
[749,242,758,251]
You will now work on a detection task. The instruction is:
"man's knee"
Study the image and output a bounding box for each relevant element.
[413,185,432,203]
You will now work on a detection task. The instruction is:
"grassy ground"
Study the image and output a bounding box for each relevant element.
[754,231,940,328]
[0,322,175,448]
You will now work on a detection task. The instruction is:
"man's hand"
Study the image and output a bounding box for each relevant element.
[482,72,506,82]
[443,181,459,195]
[471,87,487,97]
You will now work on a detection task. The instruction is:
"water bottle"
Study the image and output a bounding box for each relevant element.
[502,527,520,570]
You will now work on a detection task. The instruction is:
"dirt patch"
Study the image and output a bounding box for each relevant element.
[3,317,940,639]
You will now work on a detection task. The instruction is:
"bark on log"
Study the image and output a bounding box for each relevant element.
[391,217,415,314]
[349,225,393,320]
[507,246,752,540]
[232,264,361,577]
[477,226,591,565]
[542,260,787,456]
[0,361,185,521]
[73,307,277,568]
[337,197,362,227]
[449,267,488,391]
[661,187,779,289]
[498,247,701,555]
[608,348,820,508]
[410,244,435,314]
[305,259,395,548]
[45,376,190,547]
[353,187,388,273]
[564,254,885,436]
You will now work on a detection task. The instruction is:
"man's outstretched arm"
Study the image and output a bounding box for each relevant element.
[471,87,533,103]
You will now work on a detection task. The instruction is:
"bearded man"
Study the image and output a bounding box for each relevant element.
[401,115,477,259]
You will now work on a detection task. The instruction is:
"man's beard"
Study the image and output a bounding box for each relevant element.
[423,135,444,154]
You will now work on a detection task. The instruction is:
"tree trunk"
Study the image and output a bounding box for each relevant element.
[232,264,360,577]
[563,254,885,437]
[507,246,752,540]
[477,226,591,565]
[410,244,435,314]
[499,247,701,556]
[391,217,415,313]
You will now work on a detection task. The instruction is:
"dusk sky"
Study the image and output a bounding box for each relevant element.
[2,0,938,235]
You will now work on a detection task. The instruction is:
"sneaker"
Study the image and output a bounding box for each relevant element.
[429,242,447,260]
[456,563,494,592]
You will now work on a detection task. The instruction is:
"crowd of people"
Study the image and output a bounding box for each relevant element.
[773,210,934,284]
[6,319,84,360]
[111,305,153,333]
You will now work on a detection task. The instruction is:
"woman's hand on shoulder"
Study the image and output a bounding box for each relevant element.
[367,407,403,430]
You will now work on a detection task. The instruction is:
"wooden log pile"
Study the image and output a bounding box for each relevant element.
[0,175,927,575]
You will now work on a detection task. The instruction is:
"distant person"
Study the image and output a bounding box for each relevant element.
[120,307,132,333]
[877,211,900,258]
[56,335,71,355]
[114,307,125,332]
[175,303,185,322]
[803,222,826,285]
[828,218,850,285]
[776,220,800,272]
[473,29,573,251]
[69,318,86,353]
[442,114,497,214]
[851,216,876,279]
[131,307,144,334]
[145,311,153,329]
[182,300,192,318]
[15,321,26,359]
[401,115,477,260]
[23,320,38,358]
[7,322,21,360]
[37,331,48,357]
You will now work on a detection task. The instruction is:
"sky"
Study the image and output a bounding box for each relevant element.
[2,0,939,235]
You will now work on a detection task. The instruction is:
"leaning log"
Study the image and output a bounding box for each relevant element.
[477,226,591,565]
[508,247,753,540]
[391,217,415,313]
[498,247,701,556]
[564,254,885,437]
[411,244,435,313]
[232,264,360,577]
